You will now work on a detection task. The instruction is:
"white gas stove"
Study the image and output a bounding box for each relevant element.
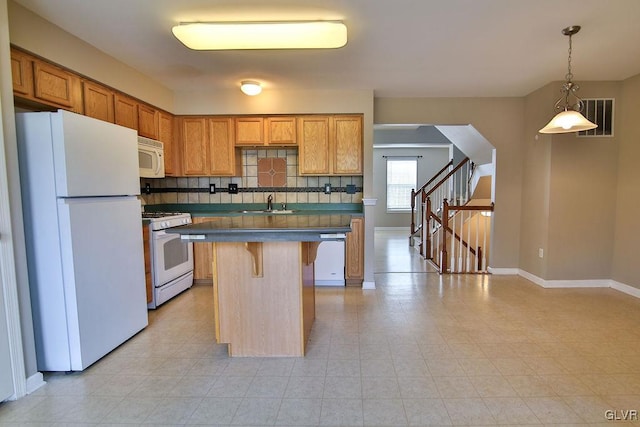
[142,211,194,309]
[142,211,192,230]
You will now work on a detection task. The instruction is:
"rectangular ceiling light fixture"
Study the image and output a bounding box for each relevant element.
[172,21,347,50]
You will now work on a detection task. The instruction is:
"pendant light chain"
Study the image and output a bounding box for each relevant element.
[565,33,573,82]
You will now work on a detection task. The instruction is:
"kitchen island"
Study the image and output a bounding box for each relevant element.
[170,214,352,357]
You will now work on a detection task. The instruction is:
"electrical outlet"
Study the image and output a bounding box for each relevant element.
[324,183,331,194]
[228,183,238,194]
[538,248,544,258]
[209,184,216,194]
[144,183,151,195]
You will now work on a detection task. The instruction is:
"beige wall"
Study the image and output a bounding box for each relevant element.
[374,97,525,269]
[8,1,174,111]
[522,81,622,281]
[519,83,554,278]
[613,74,640,288]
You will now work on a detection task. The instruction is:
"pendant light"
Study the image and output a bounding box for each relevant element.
[539,26,597,134]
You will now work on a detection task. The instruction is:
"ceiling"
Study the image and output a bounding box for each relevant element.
[11,0,640,97]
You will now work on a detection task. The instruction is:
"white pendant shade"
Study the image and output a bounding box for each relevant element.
[539,110,598,134]
[172,21,347,50]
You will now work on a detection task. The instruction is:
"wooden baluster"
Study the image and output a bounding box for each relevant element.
[477,246,483,271]
[425,197,432,259]
[441,199,448,273]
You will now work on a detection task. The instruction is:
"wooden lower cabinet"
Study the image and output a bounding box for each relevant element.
[345,217,364,286]
[192,217,219,282]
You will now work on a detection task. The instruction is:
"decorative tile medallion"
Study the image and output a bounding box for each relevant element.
[258,158,287,187]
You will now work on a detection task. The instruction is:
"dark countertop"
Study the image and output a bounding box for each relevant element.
[168,214,353,242]
[143,203,363,218]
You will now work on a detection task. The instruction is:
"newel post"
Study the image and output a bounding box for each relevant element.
[410,188,416,239]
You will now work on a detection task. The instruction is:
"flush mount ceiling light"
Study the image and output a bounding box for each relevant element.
[240,81,262,96]
[539,25,597,134]
[172,21,347,50]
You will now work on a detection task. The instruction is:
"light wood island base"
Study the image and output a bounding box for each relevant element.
[212,241,318,357]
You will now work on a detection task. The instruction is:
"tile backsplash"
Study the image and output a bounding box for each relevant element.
[140,149,363,205]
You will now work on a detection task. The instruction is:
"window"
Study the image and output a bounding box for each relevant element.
[386,158,417,212]
[578,98,614,137]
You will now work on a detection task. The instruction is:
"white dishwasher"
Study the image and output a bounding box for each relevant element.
[314,240,345,286]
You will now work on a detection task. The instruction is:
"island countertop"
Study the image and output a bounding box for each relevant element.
[168,214,353,242]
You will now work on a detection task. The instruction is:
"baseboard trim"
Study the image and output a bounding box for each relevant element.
[26,372,45,394]
[611,280,640,299]
[362,280,376,290]
[487,267,519,275]
[517,269,640,298]
[375,227,410,231]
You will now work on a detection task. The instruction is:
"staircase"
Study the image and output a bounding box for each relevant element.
[410,157,494,273]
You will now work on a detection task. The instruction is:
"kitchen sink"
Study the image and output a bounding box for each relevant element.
[239,209,296,214]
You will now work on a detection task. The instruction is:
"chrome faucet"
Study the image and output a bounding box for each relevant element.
[266,194,273,211]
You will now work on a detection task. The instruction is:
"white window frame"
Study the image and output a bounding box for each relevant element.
[386,157,417,213]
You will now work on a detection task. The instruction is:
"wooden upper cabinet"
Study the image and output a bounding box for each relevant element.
[180,117,209,176]
[82,81,114,123]
[298,114,363,176]
[298,116,331,175]
[11,49,34,97]
[114,93,138,130]
[333,115,363,175]
[178,116,240,176]
[209,117,241,176]
[345,217,364,285]
[266,116,297,146]
[235,117,264,146]
[138,104,159,139]
[235,116,297,146]
[158,111,175,175]
[33,60,83,113]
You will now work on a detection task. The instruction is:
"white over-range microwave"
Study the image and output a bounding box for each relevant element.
[138,136,165,178]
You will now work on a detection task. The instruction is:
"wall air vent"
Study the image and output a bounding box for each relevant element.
[578,98,614,137]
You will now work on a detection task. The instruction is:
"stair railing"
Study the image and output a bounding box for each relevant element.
[427,199,494,273]
[409,160,453,254]
[409,156,494,273]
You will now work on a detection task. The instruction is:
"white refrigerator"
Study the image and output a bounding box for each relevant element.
[16,110,148,372]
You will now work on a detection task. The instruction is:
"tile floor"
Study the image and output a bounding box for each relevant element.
[1,229,640,426]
